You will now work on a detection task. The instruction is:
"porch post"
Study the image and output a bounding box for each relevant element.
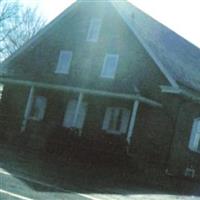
[72,92,84,129]
[127,100,139,144]
[20,86,34,133]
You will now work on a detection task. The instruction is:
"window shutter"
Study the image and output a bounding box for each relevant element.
[63,100,76,128]
[189,120,196,150]
[55,51,72,74]
[33,96,47,121]
[76,102,88,129]
[102,108,112,130]
[120,109,130,134]
[189,119,200,151]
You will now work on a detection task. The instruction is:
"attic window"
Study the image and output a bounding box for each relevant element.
[189,118,200,153]
[86,18,102,42]
[101,54,119,79]
[55,50,72,74]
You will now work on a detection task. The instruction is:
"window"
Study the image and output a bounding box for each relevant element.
[189,118,200,152]
[55,50,72,74]
[30,96,47,121]
[87,18,102,42]
[102,107,130,135]
[101,54,119,78]
[63,99,87,129]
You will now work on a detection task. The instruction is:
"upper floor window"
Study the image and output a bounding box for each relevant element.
[101,54,119,79]
[55,50,72,74]
[87,18,102,42]
[102,107,130,135]
[189,118,200,153]
[30,96,47,121]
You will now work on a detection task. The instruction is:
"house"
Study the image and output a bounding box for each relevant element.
[0,0,200,179]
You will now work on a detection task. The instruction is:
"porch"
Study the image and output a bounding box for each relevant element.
[0,78,162,156]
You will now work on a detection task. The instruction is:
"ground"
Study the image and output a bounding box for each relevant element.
[0,145,199,200]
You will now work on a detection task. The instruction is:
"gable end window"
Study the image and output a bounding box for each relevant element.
[189,118,200,153]
[55,50,72,74]
[30,96,47,121]
[87,18,102,42]
[102,107,130,135]
[101,54,119,79]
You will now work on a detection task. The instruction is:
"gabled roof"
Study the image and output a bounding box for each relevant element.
[112,1,200,92]
[2,0,200,95]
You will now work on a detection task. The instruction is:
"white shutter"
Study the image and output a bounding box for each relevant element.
[189,121,196,150]
[63,100,76,128]
[33,96,47,121]
[120,109,130,134]
[189,119,200,151]
[76,102,88,129]
[102,108,112,130]
[55,51,72,74]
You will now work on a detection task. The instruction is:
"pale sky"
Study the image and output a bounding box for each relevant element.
[20,0,200,48]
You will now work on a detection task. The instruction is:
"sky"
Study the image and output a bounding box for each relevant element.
[20,0,75,21]
[20,0,200,48]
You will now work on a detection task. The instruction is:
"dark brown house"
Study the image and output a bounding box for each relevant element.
[0,1,200,179]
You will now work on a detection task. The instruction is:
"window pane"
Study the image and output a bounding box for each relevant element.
[103,107,130,135]
[63,100,76,128]
[76,102,88,129]
[108,108,118,130]
[87,18,102,42]
[120,109,130,133]
[102,107,112,130]
[101,54,119,78]
[55,51,72,74]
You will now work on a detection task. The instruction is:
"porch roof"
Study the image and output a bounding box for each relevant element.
[0,77,162,108]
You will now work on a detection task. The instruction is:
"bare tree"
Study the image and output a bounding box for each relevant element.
[0,1,46,61]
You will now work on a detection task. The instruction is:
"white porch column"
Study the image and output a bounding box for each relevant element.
[20,86,35,133]
[127,100,139,144]
[72,92,84,128]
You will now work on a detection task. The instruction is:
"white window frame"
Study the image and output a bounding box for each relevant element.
[102,107,130,135]
[189,117,200,153]
[29,96,47,121]
[86,18,102,42]
[55,50,72,74]
[101,54,119,79]
[63,99,87,129]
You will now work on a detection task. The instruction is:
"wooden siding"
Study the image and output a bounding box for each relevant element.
[4,2,168,101]
[168,101,200,179]
[0,85,174,163]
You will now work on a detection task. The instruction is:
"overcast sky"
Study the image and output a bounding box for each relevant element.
[20,0,200,48]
